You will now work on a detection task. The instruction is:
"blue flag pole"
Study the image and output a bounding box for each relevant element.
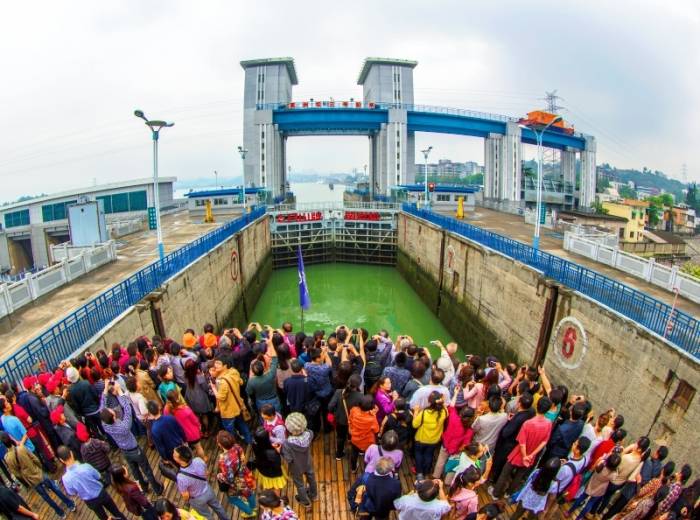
[297,245,311,331]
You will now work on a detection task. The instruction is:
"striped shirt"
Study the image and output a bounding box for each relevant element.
[101,394,138,451]
[176,457,210,499]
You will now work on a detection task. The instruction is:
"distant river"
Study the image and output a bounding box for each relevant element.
[291,181,346,203]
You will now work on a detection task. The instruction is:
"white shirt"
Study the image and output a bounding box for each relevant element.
[128,391,149,421]
[394,493,451,520]
[409,384,451,410]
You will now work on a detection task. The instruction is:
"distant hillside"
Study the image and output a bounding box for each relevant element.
[598,163,685,201]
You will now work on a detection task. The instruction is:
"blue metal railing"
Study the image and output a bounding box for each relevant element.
[0,207,266,382]
[402,204,700,359]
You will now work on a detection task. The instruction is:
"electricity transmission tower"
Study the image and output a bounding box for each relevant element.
[538,91,566,171]
[543,90,565,114]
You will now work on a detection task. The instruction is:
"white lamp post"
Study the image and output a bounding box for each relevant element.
[421,146,433,209]
[237,146,248,212]
[134,110,174,260]
[520,117,561,249]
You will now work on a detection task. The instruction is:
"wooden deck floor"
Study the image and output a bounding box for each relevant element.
[23,431,566,519]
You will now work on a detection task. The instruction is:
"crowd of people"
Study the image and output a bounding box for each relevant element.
[0,321,696,520]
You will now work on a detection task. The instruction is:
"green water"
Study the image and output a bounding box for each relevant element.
[251,263,454,351]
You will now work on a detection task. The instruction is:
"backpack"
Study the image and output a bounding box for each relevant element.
[364,353,384,381]
[347,472,375,516]
[560,460,585,502]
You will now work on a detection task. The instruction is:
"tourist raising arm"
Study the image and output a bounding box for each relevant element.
[357,330,367,364]
[538,366,553,396]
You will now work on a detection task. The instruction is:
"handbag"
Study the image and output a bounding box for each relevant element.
[304,398,321,417]
[223,378,251,422]
[158,460,179,481]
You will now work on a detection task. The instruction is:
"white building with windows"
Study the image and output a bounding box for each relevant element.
[185,187,269,220]
[392,184,479,210]
[0,177,175,273]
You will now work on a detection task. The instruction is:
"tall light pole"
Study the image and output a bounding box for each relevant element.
[214,170,218,188]
[520,117,561,249]
[134,110,174,260]
[237,146,248,213]
[421,146,433,209]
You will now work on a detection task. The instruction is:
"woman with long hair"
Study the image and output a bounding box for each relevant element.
[163,390,206,461]
[449,465,481,519]
[110,463,157,520]
[182,359,213,438]
[252,426,287,495]
[215,430,257,518]
[461,368,486,410]
[332,360,353,390]
[274,343,293,415]
[412,390,448,479]
[511,456,562,519]
[258,489,299,520]
[153,498,202,520]
[328,374,363,459]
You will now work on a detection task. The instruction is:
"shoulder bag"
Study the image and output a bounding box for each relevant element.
[222,377,251,421]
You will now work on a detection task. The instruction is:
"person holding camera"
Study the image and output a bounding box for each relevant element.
[99,382,164,495]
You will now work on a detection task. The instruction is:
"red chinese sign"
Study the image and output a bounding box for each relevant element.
[344,211,381,221]
[275,212,323,223]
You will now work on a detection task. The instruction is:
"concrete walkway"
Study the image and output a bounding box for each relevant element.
[0,211,220,361]
[443,207,700,316]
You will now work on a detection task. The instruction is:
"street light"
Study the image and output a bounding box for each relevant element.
[237,146,248,213]
[134,109,174,260]
[421,146,433,209]
[214,170,218,189]
[520,116,562,250]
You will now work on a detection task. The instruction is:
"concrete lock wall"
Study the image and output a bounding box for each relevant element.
[84,215,272,351]
[397,212,699,463]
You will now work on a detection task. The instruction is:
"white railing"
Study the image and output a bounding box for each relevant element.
[108,219,145,239]
[0,241,117,320]
[563,232,700,304]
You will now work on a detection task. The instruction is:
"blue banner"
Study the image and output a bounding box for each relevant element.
[297,245,311,310]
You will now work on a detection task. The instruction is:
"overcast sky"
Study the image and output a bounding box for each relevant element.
[0,0,698,202]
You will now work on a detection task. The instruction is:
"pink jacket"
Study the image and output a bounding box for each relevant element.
[167,405,201,443]
[462,382,485,410]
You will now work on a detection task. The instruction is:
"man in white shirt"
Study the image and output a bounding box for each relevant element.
[409,368,450,409]
[394,479,451,520]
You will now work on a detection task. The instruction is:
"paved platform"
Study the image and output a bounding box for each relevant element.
[444,207,700,317]
[0,211,221,361]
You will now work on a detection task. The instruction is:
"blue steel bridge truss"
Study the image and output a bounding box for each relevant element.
[263,103,588,151]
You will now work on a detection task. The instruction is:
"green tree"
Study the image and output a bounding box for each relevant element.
[681,262,700,280]
[618,185,637,199]
[591,200,609,214]
[646,204,660,226]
